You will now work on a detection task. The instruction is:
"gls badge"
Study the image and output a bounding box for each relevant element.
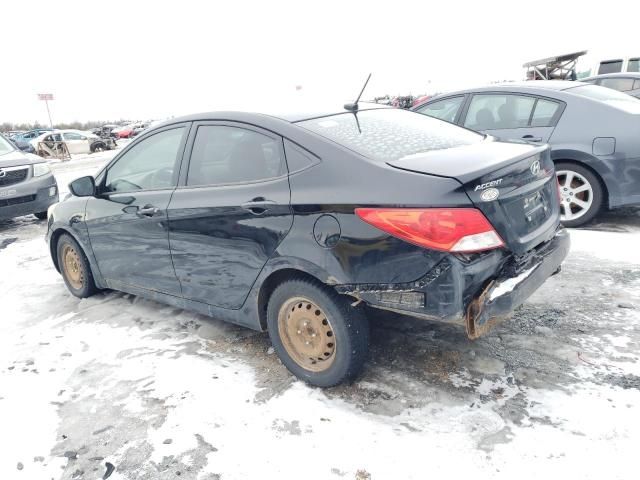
[480,187,500,202]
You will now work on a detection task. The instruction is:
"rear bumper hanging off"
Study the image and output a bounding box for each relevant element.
[465,228,569,338]
[336,229,570,339]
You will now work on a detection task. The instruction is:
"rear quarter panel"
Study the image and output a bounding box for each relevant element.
[276,134,473,286]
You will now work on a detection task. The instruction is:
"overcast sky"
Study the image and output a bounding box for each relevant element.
[2,0,638,124]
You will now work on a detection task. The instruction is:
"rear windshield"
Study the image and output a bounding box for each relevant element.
[297,108,482,162]
[569,84,640,113]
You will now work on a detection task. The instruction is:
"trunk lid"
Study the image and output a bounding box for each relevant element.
[388,139,560,255]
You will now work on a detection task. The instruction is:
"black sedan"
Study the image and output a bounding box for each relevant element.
[414,81,640,227]
[46,105,569,386]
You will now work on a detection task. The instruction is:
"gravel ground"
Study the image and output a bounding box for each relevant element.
[1,157,639,479]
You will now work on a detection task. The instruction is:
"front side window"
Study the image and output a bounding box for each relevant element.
[297,108,481,162]
[416,96,464,123]
[186,126,285,186]
[530,99,562,127]
[464,94,535,130]
[598,60,623,74]
[599,77,636,92]
[105,127,185,192]
[626,58,639,72]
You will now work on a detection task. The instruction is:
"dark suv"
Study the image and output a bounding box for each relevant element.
[0,134,58,221]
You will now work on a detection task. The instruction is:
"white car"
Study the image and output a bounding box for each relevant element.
[30,129,104,156]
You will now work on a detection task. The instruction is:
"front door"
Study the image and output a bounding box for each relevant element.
[85,125,189,295]
[463,93,562,144]
[167,123,293,309]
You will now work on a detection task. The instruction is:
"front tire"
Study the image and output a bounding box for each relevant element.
[555,162,603,227]
[267,278,369,387]
[56,234,97,298]
[34,211,48,220]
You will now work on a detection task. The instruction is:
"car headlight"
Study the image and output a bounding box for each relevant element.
[33,163,51,177]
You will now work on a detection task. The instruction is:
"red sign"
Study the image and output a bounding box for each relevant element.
[38,93,54,101]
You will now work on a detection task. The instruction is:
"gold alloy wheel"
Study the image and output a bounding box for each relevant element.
[277,297,336,372]
[62,244,84,290]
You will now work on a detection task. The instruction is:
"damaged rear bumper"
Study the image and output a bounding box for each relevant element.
[465,229,569,338]
[335,228,570,339]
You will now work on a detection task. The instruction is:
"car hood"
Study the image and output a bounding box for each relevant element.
[0,149,44,168]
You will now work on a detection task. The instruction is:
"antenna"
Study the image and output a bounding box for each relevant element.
[344,73,372,112]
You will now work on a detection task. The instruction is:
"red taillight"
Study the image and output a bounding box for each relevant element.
[355,208,504,253]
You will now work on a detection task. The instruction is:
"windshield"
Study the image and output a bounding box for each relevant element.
[297,108,483,162]
[569,84,640,113]
[0,134,16,156]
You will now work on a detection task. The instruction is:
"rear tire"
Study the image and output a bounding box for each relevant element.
[555,162,603,228]
[34,211,48,220]
[56,234,97,298]
[267,278,369,387]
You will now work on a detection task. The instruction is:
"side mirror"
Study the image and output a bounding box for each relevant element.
[69,176,96,197]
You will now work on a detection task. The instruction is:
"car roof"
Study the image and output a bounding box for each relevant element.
[461,80,583,94]
[421,81,594,105]
[157,102,391,127]
[582,72,640,80]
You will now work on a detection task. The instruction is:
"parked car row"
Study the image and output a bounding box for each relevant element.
[93,121,155,139]
[30,130,117,158]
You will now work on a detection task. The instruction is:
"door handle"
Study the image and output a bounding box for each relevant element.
[241,198,277,215]
[137,204,160,217]
[522,135,542,142]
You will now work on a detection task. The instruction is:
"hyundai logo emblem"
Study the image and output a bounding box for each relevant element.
[0,169,6,178]
[480,187,500,202]
[530,160,541,176]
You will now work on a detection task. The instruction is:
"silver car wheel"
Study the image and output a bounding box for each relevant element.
[556,169,593,222]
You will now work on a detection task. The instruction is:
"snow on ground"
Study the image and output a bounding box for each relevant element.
[0,159,639,479]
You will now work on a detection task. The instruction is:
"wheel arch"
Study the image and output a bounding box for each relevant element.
[49,226,105,288]
[255,265,353,331]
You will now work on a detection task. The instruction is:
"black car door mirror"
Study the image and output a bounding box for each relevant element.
[69,176,96,197]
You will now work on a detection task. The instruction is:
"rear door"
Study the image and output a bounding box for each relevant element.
[167,122,293,309]
[462,93,563,144]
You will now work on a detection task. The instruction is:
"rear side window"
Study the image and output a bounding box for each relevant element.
[627,58,639,72]
[297,109,481,162]
[598,60,623,74]
[416,96,464,123]
[464,94,535,130]
[187,126,286,186]
[530,99,561,127]
[599,77,636,91]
